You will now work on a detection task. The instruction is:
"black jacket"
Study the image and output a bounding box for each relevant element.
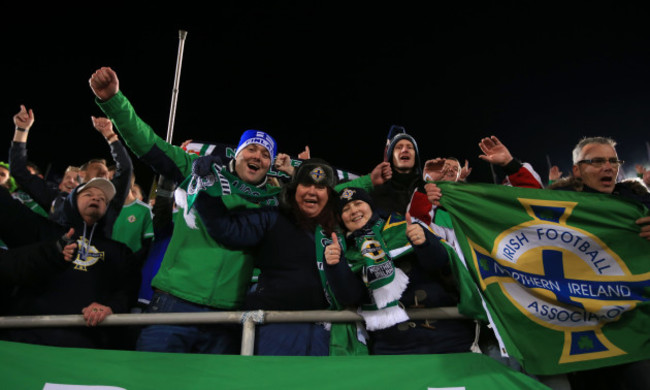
[550,177,650,209]
[195,192,330,311]
[371,133,425,215]
[0,186,137,349]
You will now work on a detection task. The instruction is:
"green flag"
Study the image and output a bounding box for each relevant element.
[0,340,549,389]
[437,181,650,375]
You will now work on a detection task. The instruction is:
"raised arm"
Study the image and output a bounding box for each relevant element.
[91,116,133,208]
[478,136,514,166]
[12,104,33,143]
[478,135,543,188]
[89,66,196,184]
[9,105,61,209]
[88,116,133,238]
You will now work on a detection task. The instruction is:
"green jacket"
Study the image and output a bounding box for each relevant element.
[96,91,374,309]
[97,92,269,308]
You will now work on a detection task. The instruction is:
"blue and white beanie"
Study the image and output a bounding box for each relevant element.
[235,130,277,163]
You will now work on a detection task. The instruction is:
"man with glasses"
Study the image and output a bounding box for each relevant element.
[552,137,650,241]
[571,137,626,193]
[551,136,649,211]
[549,136,650,390]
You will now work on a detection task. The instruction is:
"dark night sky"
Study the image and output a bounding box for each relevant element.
[3,2,650,195]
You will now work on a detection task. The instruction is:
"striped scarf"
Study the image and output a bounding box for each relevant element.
[345,214,413,331]
[315,227,369,356]
[184,161,280,212]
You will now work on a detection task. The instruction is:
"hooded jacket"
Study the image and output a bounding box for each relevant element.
[371,133,424,215]
[1,186,136,348]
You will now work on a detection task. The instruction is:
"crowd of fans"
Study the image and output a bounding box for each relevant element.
[1,65,650,390]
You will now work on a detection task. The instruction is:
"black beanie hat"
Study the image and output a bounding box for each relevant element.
[337,187,375,214]
[386,133,422,175]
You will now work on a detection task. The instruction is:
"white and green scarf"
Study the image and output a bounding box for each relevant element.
[185,162,281,209]
[345,214,413,331]
[180,161,281,228]
[316,227,369,356]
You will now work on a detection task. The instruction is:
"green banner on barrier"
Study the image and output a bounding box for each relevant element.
[0,340,549,389]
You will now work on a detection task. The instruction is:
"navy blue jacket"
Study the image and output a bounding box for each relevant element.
[195,192,330,311]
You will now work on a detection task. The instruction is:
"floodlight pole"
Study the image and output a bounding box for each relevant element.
[166,29,188,144]
[149,30,188,201]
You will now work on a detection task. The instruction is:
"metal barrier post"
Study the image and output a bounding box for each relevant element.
[240,310,264,356]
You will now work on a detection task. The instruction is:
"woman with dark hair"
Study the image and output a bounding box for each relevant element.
[193,158,376,356]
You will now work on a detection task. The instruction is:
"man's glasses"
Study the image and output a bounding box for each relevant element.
[577,158,625,167]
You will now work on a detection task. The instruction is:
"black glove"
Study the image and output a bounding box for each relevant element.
[191,155,223,177]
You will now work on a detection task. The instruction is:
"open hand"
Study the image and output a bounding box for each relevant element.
[478,136,513,167]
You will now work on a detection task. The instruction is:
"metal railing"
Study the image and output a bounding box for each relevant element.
[0,307,465,355]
